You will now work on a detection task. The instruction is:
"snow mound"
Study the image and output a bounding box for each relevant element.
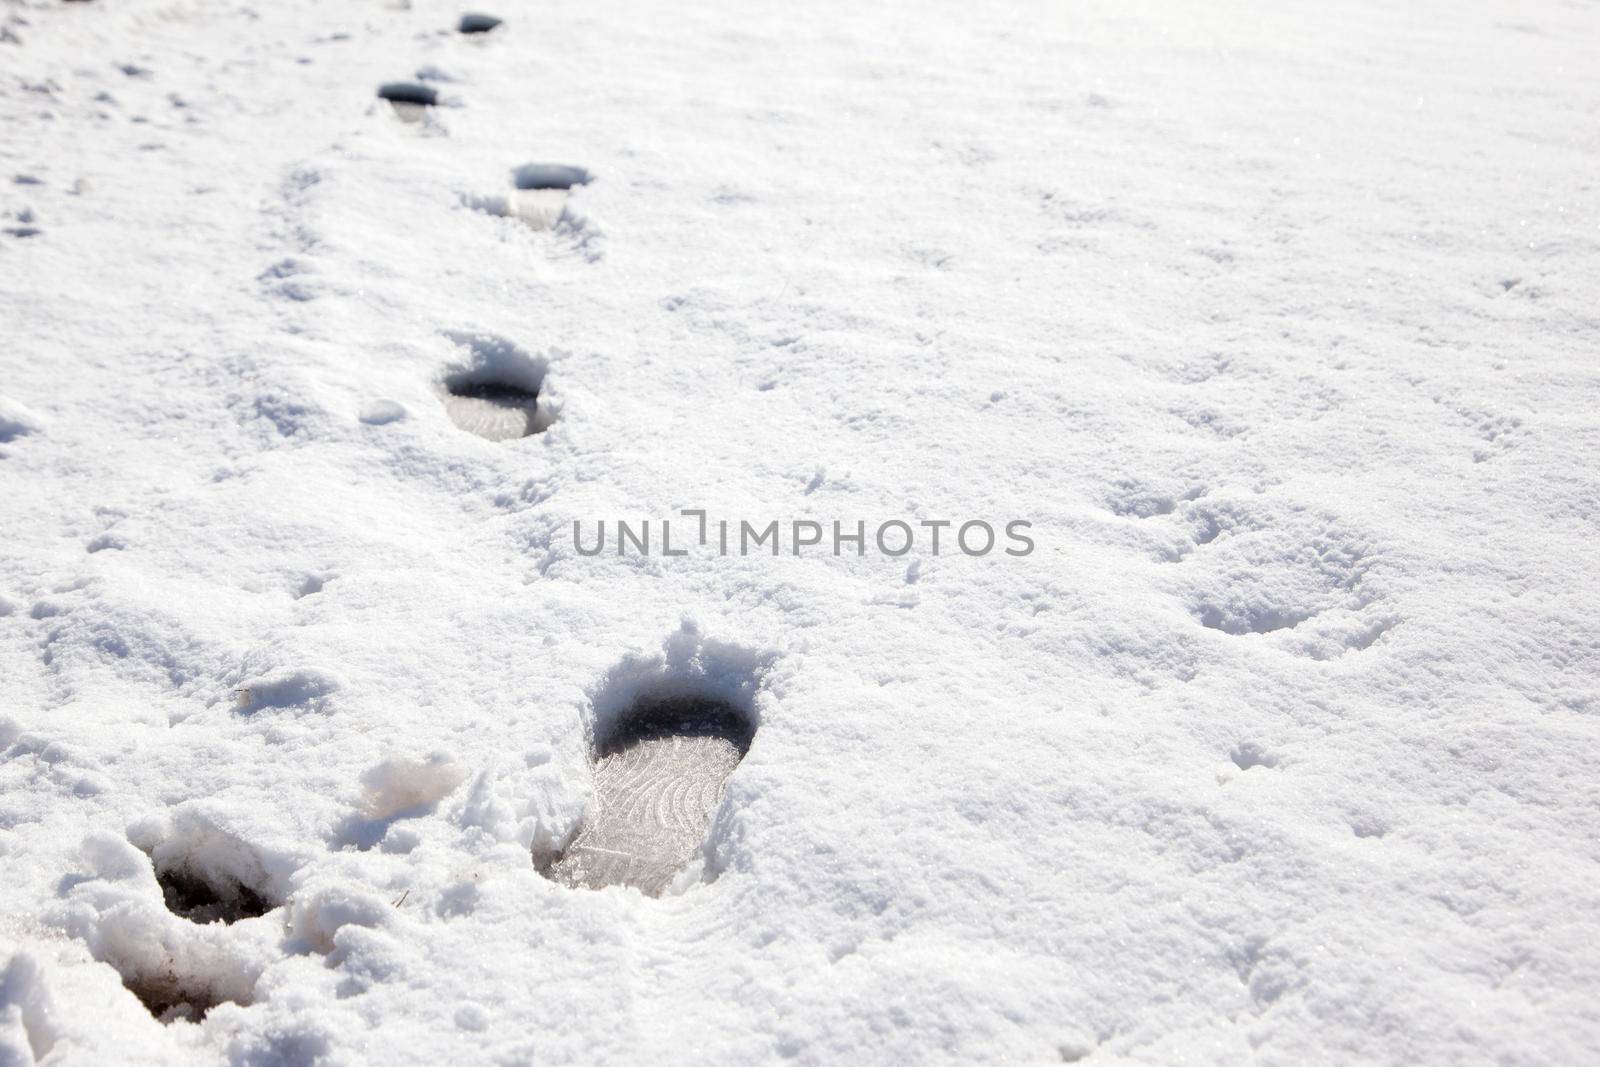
[0,397,44,442]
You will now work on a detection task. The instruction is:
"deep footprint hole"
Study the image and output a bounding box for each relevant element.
[439,332,552,442]
[459,12,502,33]
[116,864,273,1023]
[157,864,272,926]
[598,697,756,759]
[540,697,756,896]
[377,81,437,123]
[512,163,591,191]
[466,163,592,231]
[442,371,548,441]
[377,82,437,106]
[125,972,226,1025]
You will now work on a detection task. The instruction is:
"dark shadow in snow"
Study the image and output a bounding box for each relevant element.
[377,82,437,106]
[598,699,756,760]
[157,866,271,926]
[440,332,552,441]
[459,13,502,33]
[512,163,590,191]
[461,164,594,235]
[378,82,437,123]
[465,164,592,233]
[125,972,226,1025]
[443,377,548,441]
[119,864,273,1022]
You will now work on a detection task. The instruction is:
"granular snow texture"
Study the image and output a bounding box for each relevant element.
[2,0,1600,1064]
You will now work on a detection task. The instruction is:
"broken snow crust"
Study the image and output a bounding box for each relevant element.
[3,0,1600,1064]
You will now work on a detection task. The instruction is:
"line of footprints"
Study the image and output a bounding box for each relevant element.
[370,17,756,895]
[65,8,760,1030]
[376,17,597,442]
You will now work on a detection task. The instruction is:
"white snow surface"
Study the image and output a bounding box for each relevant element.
[3,0,1600,1063]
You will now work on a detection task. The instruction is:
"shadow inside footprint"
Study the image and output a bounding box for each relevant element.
[158,866,272,925]
[498,162,591,229]
[115,866,270,1021]
[125,973,225,1025]
[542,698,755,896]
[439,332,552,441]
[463,165,592,231]
[442,376,549,441]
[459,12,502,33]
[378,82,438,123]
[512,164,590,191]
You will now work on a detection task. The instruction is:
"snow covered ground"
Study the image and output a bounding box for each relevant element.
[3,0,1600,1062]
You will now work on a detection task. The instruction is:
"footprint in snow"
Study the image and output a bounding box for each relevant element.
[96,831,278,1024]
[125,862,271,1023]
[541,698,755,896]
[442,379,549,440]
[458,13,503,34]
[377,81,438,123]
[465,162,591,231]
[157,865,273,927]
[439,331,554,441]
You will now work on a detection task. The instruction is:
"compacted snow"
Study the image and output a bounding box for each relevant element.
[3,0,1600,1063]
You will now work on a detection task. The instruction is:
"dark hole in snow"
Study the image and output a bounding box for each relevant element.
[442,371,549,441]
[377,82,438,107]
[446,380,534,403]
[459,12,502,33]
[117,865,272,1021]
[538,698,755,897]
[379,82,439,125]
[158,866,271,925]
[512,163,590,191]
[125,973,227,1025]
[467,165,592,231]
[597,698,755,760]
